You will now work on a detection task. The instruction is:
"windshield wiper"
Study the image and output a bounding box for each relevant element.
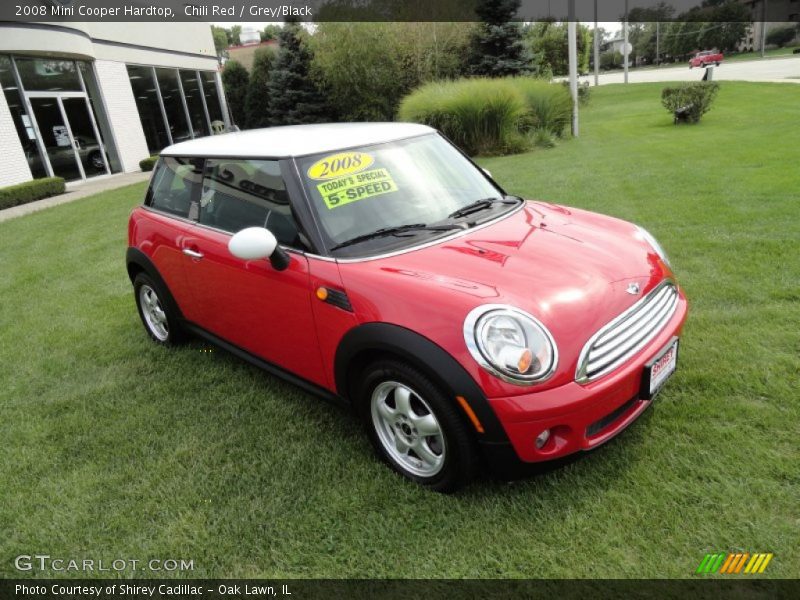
[330,223,461,251]
[447,196,519,220]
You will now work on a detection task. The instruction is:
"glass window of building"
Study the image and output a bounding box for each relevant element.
[14,57,82,92]
[127,65,170,154]
[155,68,192,145]
[179,70,209,137]
[0,55,47,178]
[199,71,225,134]
[78,62,121,173]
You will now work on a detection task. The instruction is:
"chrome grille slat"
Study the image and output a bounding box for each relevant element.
[576,280,678,383]
[587,290,676,364]
[593,287,674,349]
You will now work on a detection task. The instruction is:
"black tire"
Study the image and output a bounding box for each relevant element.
[357,359,478,492]
[715,62,720,67]
[133,272,185,345]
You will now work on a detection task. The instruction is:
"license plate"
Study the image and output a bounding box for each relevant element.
[640,337,679,400]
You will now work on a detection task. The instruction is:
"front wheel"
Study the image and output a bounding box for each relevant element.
[358,360,478,492]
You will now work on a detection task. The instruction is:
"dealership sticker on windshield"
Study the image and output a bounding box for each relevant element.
[307,151,374,180]
[317,168,398,210]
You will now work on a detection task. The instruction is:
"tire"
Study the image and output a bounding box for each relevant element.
[88,150,105,171]
[715,62,720,67]
[133,272,185,345]
[357,359,478,492]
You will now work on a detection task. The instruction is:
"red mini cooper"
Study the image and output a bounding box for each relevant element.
[127,123,687,491]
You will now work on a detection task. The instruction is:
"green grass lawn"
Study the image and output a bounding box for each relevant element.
[1,82,798,579]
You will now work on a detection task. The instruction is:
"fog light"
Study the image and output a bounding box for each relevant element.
[535,429,550,449]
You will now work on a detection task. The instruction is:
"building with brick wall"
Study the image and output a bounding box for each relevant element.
[0,22,229,187]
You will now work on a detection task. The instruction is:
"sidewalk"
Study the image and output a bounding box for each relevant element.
[0,171,151,223]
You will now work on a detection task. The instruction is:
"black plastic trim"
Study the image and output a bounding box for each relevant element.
[183,322,346,407]
[333,322,509,444]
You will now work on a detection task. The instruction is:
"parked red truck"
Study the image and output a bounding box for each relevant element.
[689,50,723,68]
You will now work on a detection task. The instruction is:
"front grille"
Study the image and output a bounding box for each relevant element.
[576,280,678,383]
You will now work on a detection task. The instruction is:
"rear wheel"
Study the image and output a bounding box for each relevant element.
[133,272,184,345]
[358,359,478,492]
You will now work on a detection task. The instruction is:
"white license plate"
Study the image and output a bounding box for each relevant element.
[643,338,679,399]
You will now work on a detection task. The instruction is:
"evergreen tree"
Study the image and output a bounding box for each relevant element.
[244,48,276,129]
[467,0,531,77]
[266,19,334,125]
[221,60,249,128]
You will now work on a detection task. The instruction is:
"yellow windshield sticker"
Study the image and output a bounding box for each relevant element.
[307,151,374,180]
[317,168,398,209]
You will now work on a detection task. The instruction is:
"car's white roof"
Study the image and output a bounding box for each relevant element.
[160,122,435,159]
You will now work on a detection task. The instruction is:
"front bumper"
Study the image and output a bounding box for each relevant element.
[482,295,688,469]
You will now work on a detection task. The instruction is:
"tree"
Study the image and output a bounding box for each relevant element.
[221,60,249,128]
[466,0,532,76]
[526,21,591,77]
[766,26,798,48]
[266,20,334,126]
[229,25,242,46]
[261,24,283,42]
[244,48,276,129]
[211,25,229,57]
[311,22,473,121]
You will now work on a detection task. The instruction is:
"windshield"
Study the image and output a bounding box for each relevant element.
[295,133,511,257]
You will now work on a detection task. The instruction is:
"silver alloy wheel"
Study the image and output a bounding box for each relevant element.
[139,284,169,341]
[370,380,446,478]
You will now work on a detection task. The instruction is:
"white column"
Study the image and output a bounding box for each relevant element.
[94,60,150,171]
[0,89,34,187]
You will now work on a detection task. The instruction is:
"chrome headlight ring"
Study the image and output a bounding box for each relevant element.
[463,304,558,386]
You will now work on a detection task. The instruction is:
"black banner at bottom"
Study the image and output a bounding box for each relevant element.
[2,579,799,600]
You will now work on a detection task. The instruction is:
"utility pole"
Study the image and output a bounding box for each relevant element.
[594,0,600,86]
[568,0,579,137]
[656,21,660,67]
[760,0,768,58]
[623,0,629,84]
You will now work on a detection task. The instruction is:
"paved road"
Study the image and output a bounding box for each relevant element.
[580,56,800,86]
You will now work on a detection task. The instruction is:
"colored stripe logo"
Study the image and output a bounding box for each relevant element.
[696,552,773,574]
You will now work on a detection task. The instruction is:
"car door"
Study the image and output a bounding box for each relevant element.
[178,157,326,387]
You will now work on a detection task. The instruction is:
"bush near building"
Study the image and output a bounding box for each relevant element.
[221,60,249,128]
[139,156,159,172]
[398,77,572,156]
[0,177,65,210]
[766,26,798,49]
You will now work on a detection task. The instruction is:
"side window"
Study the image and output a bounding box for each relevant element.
[199,159,302,248]
[146,157,203,219]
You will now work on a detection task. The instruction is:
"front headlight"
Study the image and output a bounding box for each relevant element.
[463,305,558,385]
[636,226,671,267]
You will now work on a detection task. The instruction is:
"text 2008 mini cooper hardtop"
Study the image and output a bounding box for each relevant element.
[127,123,687,491]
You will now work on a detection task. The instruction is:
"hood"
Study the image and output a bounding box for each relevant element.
[336,202,672,388]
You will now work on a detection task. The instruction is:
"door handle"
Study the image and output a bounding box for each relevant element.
[182,248,204,259]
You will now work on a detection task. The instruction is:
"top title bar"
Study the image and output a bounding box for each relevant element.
[1,0,790,23]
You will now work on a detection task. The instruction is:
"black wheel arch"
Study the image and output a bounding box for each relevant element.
[126,247,184,320]
[334,322,509,444]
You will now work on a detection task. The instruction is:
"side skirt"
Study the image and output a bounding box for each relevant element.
[182,322,348,409]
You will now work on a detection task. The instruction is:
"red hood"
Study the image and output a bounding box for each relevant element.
[337,202,673,394]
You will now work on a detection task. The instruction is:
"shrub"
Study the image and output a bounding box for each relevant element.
[398,77,572,155]
[661,82,720,124]
[398,78,527,155]
[139,156,158,171]
[519,79,572,136]
[0,177,65,210]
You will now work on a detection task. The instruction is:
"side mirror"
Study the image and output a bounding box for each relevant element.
[228,227,290,271]
[481,167,493,179]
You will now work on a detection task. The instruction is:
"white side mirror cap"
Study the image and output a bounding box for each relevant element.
[228,227,277,260]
